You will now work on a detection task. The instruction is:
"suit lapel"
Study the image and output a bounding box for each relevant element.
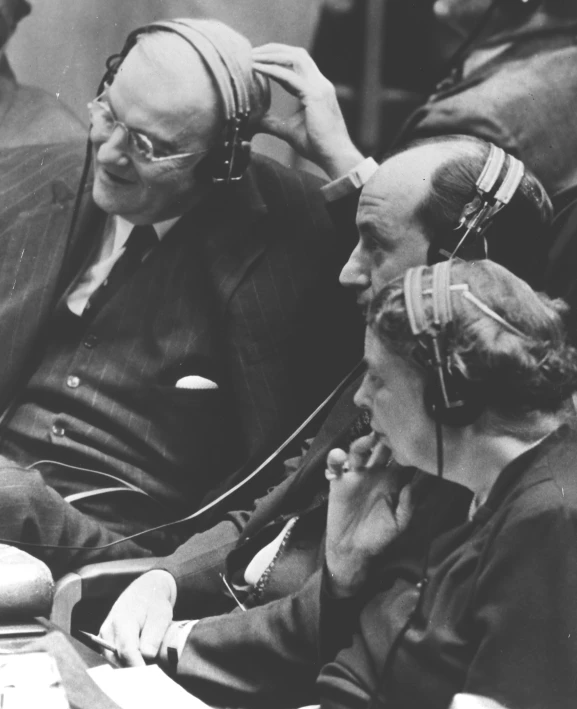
[0,178,82,410]
[197,163,269,313]
[55,193,106,307]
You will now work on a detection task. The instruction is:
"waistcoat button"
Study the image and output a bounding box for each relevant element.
[83,335,98,348]
[66,375,80,389]
[51,424,66,437]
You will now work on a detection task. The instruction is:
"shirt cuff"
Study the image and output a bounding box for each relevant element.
[159,619,199,671]
[321,158,379,202]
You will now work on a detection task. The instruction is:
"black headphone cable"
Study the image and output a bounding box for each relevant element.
[0,360,365,552]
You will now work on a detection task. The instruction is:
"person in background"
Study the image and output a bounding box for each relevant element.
[253,0,577,198]
[0,0,86,146]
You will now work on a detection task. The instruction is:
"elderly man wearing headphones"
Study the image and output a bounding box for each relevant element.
[0,18,361,575]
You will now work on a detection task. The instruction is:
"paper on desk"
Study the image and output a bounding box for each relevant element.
[88,664,211,709]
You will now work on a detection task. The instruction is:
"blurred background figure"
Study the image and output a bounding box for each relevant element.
[311,0,445,156]
[0,0,85,146]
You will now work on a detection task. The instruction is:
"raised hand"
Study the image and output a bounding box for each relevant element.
[325,434,413,597]
[99,570,177,666]
[252,43,364,178]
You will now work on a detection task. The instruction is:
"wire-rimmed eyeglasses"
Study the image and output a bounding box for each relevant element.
[87,87,208,164]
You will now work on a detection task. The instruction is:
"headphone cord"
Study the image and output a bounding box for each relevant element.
[435,415,444,480]
[0,360,365,552]
[367,519,433,709]
[367,417,444,708]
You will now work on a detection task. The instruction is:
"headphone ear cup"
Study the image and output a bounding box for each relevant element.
[424,364,485,428]
[208,139,252,183]
[209,118,252,183]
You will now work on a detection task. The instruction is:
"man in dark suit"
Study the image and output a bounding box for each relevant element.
[99,135,554,708]
[253,0,577,197]
[0,18,361,575]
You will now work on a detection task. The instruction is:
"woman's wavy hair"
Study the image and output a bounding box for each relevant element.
[368,260,577,430]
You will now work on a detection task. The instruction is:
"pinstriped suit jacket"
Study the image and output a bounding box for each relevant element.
[0,141,362,521]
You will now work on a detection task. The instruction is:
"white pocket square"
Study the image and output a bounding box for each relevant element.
[175,375,218,390]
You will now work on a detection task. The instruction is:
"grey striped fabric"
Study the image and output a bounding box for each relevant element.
[0,142,362,534]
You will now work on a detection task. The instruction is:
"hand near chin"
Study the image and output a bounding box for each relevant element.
[252,44,363,178]
[325,434,413,597]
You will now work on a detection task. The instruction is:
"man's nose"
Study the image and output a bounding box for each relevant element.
[339,245,370,289]
[94,125,130,167]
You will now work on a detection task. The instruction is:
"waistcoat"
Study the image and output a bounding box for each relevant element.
[0,216,244,528]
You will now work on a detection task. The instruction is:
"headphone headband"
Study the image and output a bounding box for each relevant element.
[404,266,427,336]
[100,18,264,184]
[403,261,526,425]
[452,145,525,258]
[148,20,251,121]
[405,261,527,339]
[476,143,506,193]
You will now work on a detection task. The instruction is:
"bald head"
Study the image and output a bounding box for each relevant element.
[339,135,552,308]
[124,19,271,143]
[358,142,451,240]
[340,143,449,307]
[126,30,225,148]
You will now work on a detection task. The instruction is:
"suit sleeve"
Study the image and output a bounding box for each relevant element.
[405,100,519,156]
[174,569,325,709]
[153,446,313,617]
[154,514,247,617]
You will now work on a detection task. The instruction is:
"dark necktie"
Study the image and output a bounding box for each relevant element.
[83,224,158,318]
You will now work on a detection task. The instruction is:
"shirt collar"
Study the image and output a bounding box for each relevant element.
[111,214,180,251]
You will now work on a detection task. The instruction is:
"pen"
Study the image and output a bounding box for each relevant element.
[78,630,119,655]
[220,572,247,611]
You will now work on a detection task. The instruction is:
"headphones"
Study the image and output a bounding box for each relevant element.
[428,143,525,265]
[100,19,268,184]
[403,260,526,427]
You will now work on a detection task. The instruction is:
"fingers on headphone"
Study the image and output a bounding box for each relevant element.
[253,44,313,64]
[256,112,297,141]
[252,62,307,97]
[252,44,328,81]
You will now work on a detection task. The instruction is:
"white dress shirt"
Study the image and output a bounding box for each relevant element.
[66,214,179,316]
